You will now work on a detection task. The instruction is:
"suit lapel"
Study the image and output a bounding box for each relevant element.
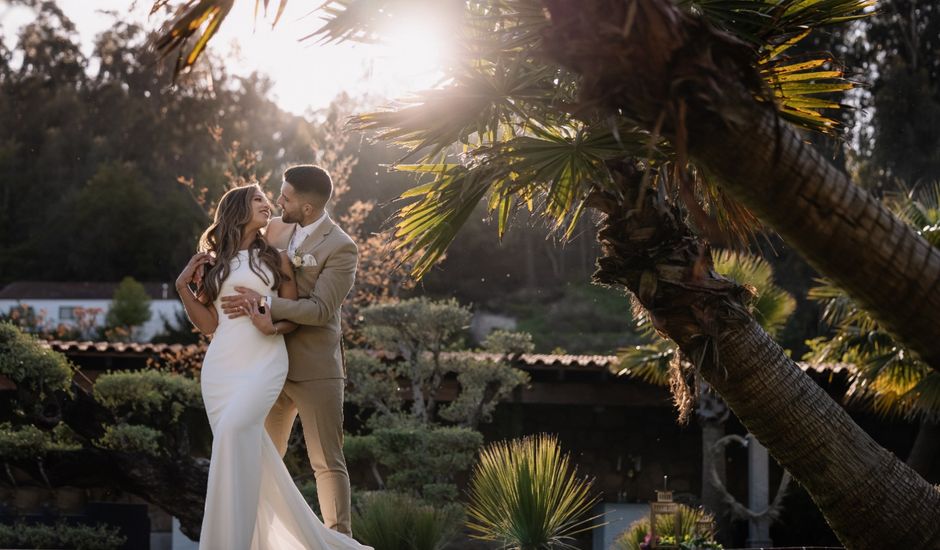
[297,216,336,255]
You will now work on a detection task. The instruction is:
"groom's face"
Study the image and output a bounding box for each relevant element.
[277,181,306,224]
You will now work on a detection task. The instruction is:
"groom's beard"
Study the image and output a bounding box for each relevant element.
[281,210,299,224]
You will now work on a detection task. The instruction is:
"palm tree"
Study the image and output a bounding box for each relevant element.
[536,0,940,374]
[149,1,940,547]
[619,250,796,539]
[806,183,940,479]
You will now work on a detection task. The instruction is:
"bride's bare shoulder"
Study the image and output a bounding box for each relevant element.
[264,217,292,241]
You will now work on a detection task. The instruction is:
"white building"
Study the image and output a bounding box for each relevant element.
[0,281,184,342]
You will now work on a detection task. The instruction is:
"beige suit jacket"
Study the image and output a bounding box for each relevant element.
[268,216,358,381]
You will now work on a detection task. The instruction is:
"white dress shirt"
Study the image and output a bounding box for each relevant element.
[287,211,327,256]
[266,211,328,312]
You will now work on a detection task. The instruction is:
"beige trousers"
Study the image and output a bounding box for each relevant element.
[264,378,351,536]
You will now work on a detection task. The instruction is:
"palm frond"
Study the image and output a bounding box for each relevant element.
[351,57,570,161]
[806,275,940,422]
[390,164,495,278]
[686,0,874,47]
[890,182,940,247]
[616,341,676,385]
[696,170,766,247]
[462,0,550,57]
[309,0,395,44]
[390,124,643,277]
[682,0,871,135]
[759,40,857,134]
[712,250,797,336]
[807,278,878,331]
[847,368,940,422]
[476,125,641,237]
[152,0,235,77]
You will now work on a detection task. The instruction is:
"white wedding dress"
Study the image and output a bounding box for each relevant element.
[199,249,371,550]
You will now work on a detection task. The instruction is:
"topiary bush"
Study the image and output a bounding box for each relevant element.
[481,329,536,355]
[380,425,481,502]
[0,521,126,550]
[96,423,163,456]
[0,322,72,397]
[352,491,463,550]
[93,369,201,424]
[0,423,80,460]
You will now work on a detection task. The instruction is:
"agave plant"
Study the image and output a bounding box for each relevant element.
[465,434,600,549]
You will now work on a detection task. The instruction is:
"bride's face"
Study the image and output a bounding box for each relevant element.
[245,189,273,232]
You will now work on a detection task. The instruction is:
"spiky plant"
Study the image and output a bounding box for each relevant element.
[465,434,600,549]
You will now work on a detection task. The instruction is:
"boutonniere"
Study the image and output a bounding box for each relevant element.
[292,253,317,268]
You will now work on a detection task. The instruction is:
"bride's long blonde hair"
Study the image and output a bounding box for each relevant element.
[197,184,284,303]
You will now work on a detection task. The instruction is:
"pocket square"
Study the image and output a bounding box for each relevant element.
[291,253,318,268]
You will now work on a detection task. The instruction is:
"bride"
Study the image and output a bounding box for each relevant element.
[175,184,370,550]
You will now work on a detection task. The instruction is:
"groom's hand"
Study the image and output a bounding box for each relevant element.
[220,287,263,319]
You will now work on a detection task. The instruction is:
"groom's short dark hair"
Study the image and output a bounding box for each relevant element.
[284,164,332,201]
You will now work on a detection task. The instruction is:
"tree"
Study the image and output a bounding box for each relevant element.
[845,0,940,190]
[0,4,325,284]
[619,250,797,541]
[343,298,529,502]
[105,276,153,341]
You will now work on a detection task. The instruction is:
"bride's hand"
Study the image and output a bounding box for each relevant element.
[247,299,276,335]
[176,253,213,291]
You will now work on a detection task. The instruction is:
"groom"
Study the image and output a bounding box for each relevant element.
[220,164,358,535]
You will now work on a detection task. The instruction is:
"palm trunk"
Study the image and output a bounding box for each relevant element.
[588,162,940,550]
[710,320,940,549]
[542,0,940,372]
[686,99,940,370]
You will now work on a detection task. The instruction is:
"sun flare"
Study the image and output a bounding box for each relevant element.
[365,14,454,94]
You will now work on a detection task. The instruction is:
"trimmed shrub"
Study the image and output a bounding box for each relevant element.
[0,322,72,396]
[96,423,162,456]
[93,369,201,423]
[0,521,125,550]
[353,491,463,550]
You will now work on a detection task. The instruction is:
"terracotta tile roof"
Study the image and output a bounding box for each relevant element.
[42,340,202,355]
[799,361,856,374]
[0,281,176,301]
[40,341,851,374]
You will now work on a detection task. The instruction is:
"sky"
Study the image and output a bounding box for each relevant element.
[0,1,451,115]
